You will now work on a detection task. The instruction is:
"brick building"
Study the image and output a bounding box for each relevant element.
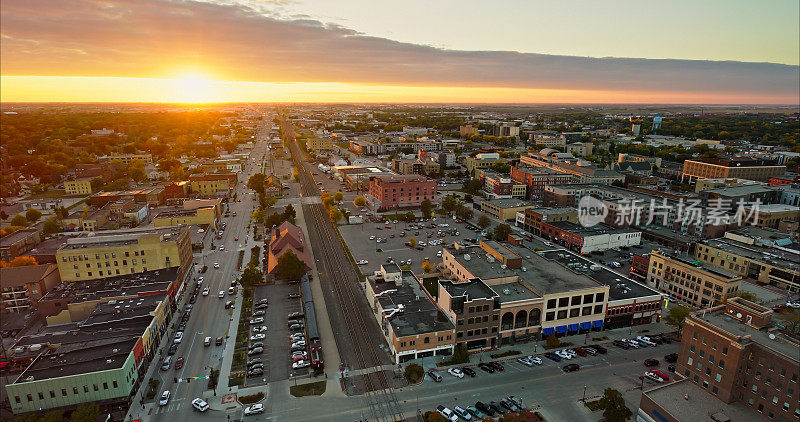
[368,175,437,210]
[682,157,786,183]
[510,165,574,198]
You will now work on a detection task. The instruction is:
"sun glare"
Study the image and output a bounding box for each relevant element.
[172,73,217,103]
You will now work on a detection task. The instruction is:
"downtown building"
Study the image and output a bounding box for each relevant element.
[639,297,799,422]
[367,174,437,210]
[646,249,743,308]
[681,157,786,183]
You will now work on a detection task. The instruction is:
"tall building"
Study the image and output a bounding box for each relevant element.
[367,174,437,210]
[682,158,786,183]
[646,249,743,308]
[55,226,192,283]
[640,297,799,422]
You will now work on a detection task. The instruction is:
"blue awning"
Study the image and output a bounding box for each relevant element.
[555,325,567,333]
[592,320,604,328]
[568,324,579,332]
[580,322,591,330]
[543,327,554,336]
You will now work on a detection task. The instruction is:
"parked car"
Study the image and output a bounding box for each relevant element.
[475,401,494,417]
[247,368,264,376]
[643,371,665,383]
[461,367,476,377]
[478,363,495,373]
[251,310,265,317]
[644,358,660,367]
[174,356,185,370]
[292,360,310,369]
[167,344,178,355]
[216,336,224,346]
[436,405,458,422]
[613,340,631,349]
[250,317,264,324]
[562,363,581,372]
[202,288,210,296]
[508,396,526,409]
[543,352,561,362]
[453,406,472,420]
[466,406,484,419]
[427,369,443,382]
[489,401,506,415]
[251,333,266,341]
[650,369,670,381]
[591,344,608,354]
[489,361,504,371]
[448,368,464,378]
[248,347,263,355]
[174,332,183,344]
[288,293,301,299]
[499,399,518,413]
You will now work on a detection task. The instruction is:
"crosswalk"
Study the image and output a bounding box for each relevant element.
[151,399,184,414]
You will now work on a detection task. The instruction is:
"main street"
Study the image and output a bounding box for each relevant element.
[129,120,272,422]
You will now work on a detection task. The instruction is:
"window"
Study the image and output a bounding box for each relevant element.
[38,392,44,400]
[690,345,696,352]
[583,294,594,303]
[546,312,555,321]
[83,386,89,393]
[26,394,32,402]
[14,396,20,404]
[103,382,108,390]
[594,305,603,314]
[569,308,579,318]
[719,360,725,369]
[93,384,98,391]
[50,391,55,398]
[595,292,605,302]
[571,296,581,306]
[716,373,722,382]
[62,389,67,396]
[687,357,693,366]
[558,297,569,307]
[557,310,567,319]
[113,381,118,388]
[712,386,718,394]
[424,337,430,344]
[547,299,557,308]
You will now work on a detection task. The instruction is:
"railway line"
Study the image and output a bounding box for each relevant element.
[281,121,404,422]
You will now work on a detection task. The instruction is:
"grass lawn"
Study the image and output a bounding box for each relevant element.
[289,380,327,397]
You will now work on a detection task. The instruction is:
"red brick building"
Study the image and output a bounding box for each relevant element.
[368,175,437,210]
[510,165,573,198]
[629,253,650,280]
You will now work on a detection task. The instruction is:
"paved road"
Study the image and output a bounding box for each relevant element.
[129,118,273,422]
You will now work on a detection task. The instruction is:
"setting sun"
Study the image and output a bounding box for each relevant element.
[172,73,218,103]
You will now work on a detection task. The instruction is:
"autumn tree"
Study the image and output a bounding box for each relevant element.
[1,256,38,268]
[274,250,307,281]
[420,199,433,218]
[25,208,42,223]
[10,213,27,227]
[354,196,367,207]
[334,191,344,202]
[477,214,491,229]
[421,259,434,273]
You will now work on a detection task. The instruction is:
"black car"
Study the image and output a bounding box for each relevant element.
[543,352,561,362]
[475,401,494,417]
[247,358,262,367]
[461,367,476,377]
[562,363,580,372]
[167,344,178,355]
[591,344,608,354]
[178,323,186,331]
[247,368,264,376]
[478,363,495,373]
[288,312,305,319]
[667,364,676,372]
[489,401,506,415]
[499,399,518,413]
[613,340,631,349]
[644,358,660,367]
[664,353,678,363]
[215,336,224,346]
[189,296,197,304]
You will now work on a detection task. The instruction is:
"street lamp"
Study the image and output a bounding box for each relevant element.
[582,385,587,403]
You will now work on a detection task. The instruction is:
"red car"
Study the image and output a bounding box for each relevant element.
[385,225,392,229]
[650,369,669,381]
[174,356,185,370]
[572,347,587,357]
[489,362,504,371]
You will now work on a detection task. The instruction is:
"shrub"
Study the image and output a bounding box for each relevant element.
[404,363,424,384]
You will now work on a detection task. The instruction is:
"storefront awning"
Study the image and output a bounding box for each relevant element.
[543,327,555,336]
[556,325,566,333]
[580,322,591,330]
[568,324,579,332]
[592,320,604,328]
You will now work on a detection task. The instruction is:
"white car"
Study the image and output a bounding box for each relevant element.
[644,371,665,383]
[291,340,306,348]
[159,390,170,406]
[436,251,443,257]
[637,336,657,346]
[561,348,577,358]
[292,360,310,369]
[244,404,264,416]
[191,398,209,412]
[369,236,375,240]
[529,356,543,365]
[357,259,369,265]
[252,326,268,332]
[202,288,210,296]
[448,368,464,378]
[555,350,572,360]
[197,277,204,284]
[218,290,225,298]
[174,332,183,344]
[213,263,220,269]
[251,333,266,341]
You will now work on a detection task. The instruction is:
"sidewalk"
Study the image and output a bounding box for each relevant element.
[293,205,346,398]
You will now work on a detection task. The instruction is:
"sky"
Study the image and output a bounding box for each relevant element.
[1,0,798,104]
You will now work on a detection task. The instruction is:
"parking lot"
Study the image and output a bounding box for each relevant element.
[417,337,680,421]
[339,217,482,275]
[245,284,307,386]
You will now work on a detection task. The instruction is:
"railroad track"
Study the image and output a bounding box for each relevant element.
[281,121,404,422]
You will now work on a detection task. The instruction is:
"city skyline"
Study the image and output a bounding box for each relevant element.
[1,0,799,103]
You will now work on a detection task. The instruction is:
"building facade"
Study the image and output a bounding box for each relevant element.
[682,158,786,183]
[368,175,437,210]
[646,250,742,308]
[64,178,93,196]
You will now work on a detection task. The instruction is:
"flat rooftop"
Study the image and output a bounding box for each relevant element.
[41,266,178,303]
[448,246,598,296]
[548,221,638,236]
[369,271,454,337]
[491,281,539,303]
[0,228,39,247]
[702,184,774,196]
[642,378,754,422]
[658,249,741,280]
[693,307,800,362]
[527,207,577,215]
[440,277,498,300]
[60,225,185,250]
[480,198,534,209]
[751,203,800,212]
[541,249,660,300]
[701,238,799,272]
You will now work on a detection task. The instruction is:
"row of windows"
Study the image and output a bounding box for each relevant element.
[14,381,118,403]
[399,334,453,348]
[546,293,605,309]
[607,302,659,315]
[544,305,604,321]
[73,258,146,269]
[63,250,147,262]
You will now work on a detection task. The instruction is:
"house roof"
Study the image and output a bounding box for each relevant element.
[267,221,311,274]
[0,264,57,289]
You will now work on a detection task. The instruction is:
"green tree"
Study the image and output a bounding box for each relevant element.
[247,173,266,192]
[493,223,512,241]
[70,403,100,422]
[90,177,105,192]
[43,218,62,235]
[282,204,296,223]
[420,199,433,218]
[462,178,483,195]
[477,214,491,229]
[404,363,424,384]
[10,213,27,227]
[545,335,561,349]
[354,196,367,207]
[274,249,307,280]
[25,208,42,223]
[333,191,344,202]
[598,388,632,422]
[251,208,265,223]
[665,304,693,331]
[240,266,263,286]
[724,291,761,304]
[455,204,473,221]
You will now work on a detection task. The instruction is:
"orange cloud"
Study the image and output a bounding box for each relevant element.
[1,0,797,103]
